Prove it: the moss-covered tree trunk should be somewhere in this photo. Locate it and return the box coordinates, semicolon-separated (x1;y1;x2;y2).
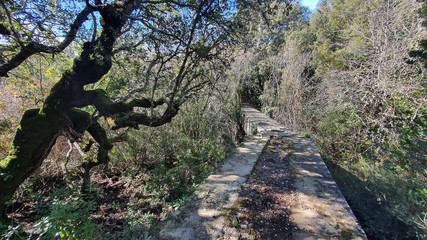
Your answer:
0;0;219;221
0;110;63;219
0;2;132;221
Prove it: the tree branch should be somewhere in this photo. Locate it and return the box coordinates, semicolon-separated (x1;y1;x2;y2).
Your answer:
0;1;23;46
0;5;95;77
112;103;181;129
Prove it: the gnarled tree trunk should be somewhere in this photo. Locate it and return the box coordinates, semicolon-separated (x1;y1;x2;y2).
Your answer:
0;1;132;221
0;0;228;221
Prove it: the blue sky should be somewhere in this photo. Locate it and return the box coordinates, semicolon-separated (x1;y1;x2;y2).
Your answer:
300;0;319;11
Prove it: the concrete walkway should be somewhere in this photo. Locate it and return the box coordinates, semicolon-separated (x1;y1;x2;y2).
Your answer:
242;107;366;239
154;106;366;239
157;135;268;239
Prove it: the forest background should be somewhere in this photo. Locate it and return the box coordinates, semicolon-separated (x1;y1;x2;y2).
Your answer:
0;0;426;239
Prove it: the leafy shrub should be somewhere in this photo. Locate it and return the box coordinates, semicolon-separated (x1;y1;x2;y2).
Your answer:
0;223;26;240
32;187;100;239
313;110;365;162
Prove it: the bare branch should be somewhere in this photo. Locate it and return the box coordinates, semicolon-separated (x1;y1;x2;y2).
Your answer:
0;5;95;77
0;1;23;46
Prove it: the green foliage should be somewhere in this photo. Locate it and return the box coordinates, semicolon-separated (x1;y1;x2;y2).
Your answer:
2;0;425;237
32;187;100;239
329;162;422;239
0;223;26;240
0;183;101;239
102;84;240;236
410;0;427;69
417;188;427;222
372;90;427;173
113;96;237;203
314;110;365;162
254;0;427;237
0;120;11;133
125;197;155;228
316;110;362;136
233;1;310;106
1;0;238;220
1;0;238;237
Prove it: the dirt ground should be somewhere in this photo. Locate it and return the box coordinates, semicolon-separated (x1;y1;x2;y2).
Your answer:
223;135;297;239
6;136;296;239
6;173;172;238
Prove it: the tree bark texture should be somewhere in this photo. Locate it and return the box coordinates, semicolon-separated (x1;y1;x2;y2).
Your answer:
0;0;222;220
0;1;133;220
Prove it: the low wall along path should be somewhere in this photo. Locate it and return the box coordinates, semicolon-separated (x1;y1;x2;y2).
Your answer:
154;106;367;239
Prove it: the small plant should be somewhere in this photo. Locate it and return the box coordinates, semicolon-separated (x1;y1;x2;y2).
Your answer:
125;197;156;228
322;156;333;164
0;223;25;240
251;124;258;135
32;186;100;239
283;143;294;149
289;165;297;183
111;201;121;211
415;188;427;231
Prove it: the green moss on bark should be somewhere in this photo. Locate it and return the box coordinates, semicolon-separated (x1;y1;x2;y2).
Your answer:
0;108;69;219
92;89;131;116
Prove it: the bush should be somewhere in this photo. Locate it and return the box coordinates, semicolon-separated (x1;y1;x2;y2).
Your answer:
32;187;100;239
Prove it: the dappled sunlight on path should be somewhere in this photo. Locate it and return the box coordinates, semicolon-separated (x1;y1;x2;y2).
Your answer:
153;106;366;239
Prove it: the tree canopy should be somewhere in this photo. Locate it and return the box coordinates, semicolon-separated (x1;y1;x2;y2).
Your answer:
0;0;236;219
1;0;426;238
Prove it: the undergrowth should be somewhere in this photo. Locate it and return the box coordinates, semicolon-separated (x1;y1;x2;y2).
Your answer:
1;87;241;239
310;108;427;239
